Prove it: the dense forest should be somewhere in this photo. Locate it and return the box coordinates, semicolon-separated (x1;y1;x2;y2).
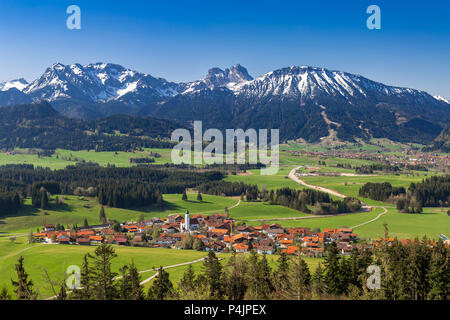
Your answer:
269;187;362;214
358;182;406;201
0;102;182;151
197;181;259;198
0;192;23;218
4;239;448;300
0;165;223;209
359;175;449;209
409;175;450;207
354;164;401;174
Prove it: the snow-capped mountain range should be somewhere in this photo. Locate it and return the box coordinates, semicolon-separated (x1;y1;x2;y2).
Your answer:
2;62;448;107
1;62;448;143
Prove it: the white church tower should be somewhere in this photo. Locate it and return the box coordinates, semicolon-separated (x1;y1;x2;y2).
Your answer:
184;210;190;232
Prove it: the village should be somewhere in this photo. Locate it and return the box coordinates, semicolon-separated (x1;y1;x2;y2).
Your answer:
32;209;372;257
290;149;449;171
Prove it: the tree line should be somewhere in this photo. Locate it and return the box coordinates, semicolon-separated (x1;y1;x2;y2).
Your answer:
0;166;223;209
359;175;449;210
268;188;362;214
0;192;22;218
3;238;448;300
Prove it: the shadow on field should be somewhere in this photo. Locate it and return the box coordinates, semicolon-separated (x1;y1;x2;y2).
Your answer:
0;205;40;220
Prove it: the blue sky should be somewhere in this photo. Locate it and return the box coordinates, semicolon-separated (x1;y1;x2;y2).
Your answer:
0;0;449;98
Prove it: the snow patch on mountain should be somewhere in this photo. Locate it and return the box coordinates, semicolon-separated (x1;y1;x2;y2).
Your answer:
0;78;29;91
434;95;449;104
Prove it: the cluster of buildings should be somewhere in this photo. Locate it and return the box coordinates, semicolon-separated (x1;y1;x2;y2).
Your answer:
290;149;449;170
33;210;360;257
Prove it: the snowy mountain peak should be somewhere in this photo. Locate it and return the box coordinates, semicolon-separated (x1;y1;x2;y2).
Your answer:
21;62;179;104
0;78;29;92
232;65;432;103
205;64;253;87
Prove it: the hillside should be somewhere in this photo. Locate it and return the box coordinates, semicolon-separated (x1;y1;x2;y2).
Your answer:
0;101;184;151
424;124;450;152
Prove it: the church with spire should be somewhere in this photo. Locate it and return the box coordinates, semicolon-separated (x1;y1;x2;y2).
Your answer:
180;210;199;233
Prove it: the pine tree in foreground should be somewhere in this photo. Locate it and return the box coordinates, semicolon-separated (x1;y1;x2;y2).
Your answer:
88;244;118;300
11;256;36;300
0;287;11;300
148;267;174;300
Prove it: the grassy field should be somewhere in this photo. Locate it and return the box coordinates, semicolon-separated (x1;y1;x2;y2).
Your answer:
0;237;324;299
300;173;430;206
0;193;238;234
224;166;301;190
141;251;323;291
246;207;450;240
228;200;309;221
0;242;208;299
0;148;174;169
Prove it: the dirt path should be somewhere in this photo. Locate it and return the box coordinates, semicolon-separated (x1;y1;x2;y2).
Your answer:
0;243;45;261
288;166;347;198
47;257;211;300
351;206;388;229
139;257;210;285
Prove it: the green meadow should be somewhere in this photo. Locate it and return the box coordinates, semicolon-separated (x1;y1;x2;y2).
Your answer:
141;252;323;291
246;207;450;240
0;193;238;234
0;241;207;299
0;148;174;169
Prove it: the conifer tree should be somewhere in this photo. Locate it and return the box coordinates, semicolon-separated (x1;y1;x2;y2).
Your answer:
71;254;91;300
88;244;118;300
428;239;449;300
0;287;11;300
11;256;36;300
148;267;174;300
128;260;144;300
323;242;343;296
179;264;196;297
223;252;247;300
284;254;311;300
274;252;290;297
202;251;223;299
99;206;107;224
119;265;131;300
312;262;326;297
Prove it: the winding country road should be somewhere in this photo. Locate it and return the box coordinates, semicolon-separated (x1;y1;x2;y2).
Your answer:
288;166;347;198
287;166;388;228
